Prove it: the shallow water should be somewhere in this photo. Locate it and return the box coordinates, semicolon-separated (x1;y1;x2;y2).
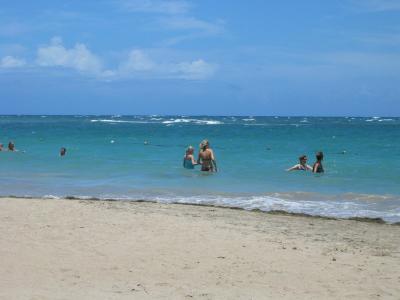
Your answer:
0;115;399;222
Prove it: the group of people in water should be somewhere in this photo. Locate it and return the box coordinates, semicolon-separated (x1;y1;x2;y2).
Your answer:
286;151;324;173
0;141;17;152
183;139;324;173
3;138;323;174
183;139;218;172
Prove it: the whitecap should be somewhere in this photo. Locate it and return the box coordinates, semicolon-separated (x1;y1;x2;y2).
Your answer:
90;119;150;124
162;118;223;125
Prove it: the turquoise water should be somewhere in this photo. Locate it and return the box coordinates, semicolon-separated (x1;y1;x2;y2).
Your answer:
0;115;399;222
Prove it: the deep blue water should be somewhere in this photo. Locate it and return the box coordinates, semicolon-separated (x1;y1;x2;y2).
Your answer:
0;115;399;222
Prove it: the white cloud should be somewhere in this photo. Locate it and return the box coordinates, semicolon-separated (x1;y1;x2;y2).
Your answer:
117;49;217;80
0;56;26;68
172;59;217;79
36;37;103;75
120;0;190;14
119;50;155;73
7;37;216;80
119;0;225;45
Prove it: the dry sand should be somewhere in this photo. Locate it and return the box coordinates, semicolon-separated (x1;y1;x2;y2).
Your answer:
0;197;399;300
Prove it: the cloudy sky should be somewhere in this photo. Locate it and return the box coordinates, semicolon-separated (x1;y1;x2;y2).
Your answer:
1;0;400;115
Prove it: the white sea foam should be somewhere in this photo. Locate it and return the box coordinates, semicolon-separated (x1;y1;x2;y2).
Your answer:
162;118;223;125
242;118;256;121
43;194;61;199
16;191;400;223
90;119;150;124
146;194;400;222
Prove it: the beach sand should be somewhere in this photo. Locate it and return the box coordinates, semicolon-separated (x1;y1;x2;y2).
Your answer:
0;198;399;299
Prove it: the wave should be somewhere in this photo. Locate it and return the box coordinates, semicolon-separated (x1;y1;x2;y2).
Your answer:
90;119;150;124
3;193;399;224
4;191;399;223
162;118;223;125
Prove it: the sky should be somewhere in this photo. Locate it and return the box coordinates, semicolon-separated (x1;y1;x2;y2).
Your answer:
0;0;400;116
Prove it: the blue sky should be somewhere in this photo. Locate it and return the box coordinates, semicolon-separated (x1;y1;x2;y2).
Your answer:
1;0;400;116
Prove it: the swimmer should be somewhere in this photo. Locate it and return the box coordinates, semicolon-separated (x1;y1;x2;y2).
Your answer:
197;140;218;172
60;147;67;157
0;144;3;151
183;146;198;169
8;141;16;151
287;155;312;171
312;151;324;173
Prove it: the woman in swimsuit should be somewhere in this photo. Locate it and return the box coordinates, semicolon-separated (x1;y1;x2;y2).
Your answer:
312;151;324;173
197;140;218;172
183;146;198;169
287;155;312;171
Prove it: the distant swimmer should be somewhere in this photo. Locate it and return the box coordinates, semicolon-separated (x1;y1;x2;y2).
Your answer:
197;140;218;172
312;151;324;173
287;155;312;171
60;147;67;157
183;146;198;169
8;141;16;152
0;144;3;151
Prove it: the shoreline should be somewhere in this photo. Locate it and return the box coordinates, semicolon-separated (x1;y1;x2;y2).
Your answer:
1;197;399;299
1;195;398;225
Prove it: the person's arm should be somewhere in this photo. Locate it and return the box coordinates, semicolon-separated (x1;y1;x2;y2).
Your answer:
210;150;218;172
286;164;299;171
197;152;201;164
312;163;318;173
307;164;313;171
190;155;198;165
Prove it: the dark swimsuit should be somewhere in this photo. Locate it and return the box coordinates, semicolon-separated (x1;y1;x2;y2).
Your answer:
201;159;213;171
313;162;324;173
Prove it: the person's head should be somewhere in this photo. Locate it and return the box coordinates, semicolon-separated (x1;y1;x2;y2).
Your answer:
200;139;209;151
186;146;194;155
60;147;66;156
316;151;324;161
8;141;14;151
299;155;308;164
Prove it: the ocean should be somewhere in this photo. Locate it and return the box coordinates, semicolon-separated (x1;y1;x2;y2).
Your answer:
0;115;399;222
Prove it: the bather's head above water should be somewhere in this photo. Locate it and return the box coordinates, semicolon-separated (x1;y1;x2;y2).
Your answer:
186;146;194;155
60;147;67;156
8;141;15;151
299;155;308;165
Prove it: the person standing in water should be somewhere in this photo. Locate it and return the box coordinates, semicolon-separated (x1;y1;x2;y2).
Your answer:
60;147;67;157
312;151;324;173
197;140;217;172
287;155;312;171
183;146;198;169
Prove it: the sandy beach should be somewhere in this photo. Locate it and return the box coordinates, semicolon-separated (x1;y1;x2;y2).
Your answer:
0;197;399;300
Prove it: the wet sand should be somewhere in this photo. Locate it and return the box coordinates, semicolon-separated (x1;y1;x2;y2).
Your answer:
0;197;399;299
